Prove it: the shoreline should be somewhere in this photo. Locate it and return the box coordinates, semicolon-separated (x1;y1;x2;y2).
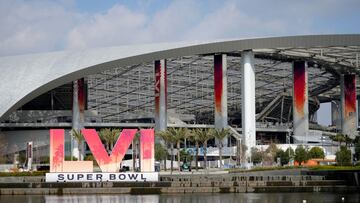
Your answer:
0;169;359;195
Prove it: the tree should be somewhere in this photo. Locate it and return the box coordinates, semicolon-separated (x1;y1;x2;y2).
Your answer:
132;132;141;171
285;147;295;158
330;134;346;146
194;128;214;169
237;141;247;166
110;129;120;150
266;143;278;157
171;128;190;171
308;147;325;159
251;147;263;165
155;143;167;164
275;149;290;166
336;146;351;166
71;129;84;160
99;128;121;152
354;137;360;162
180;149;193;163
162;128;189;171
294;145;309;166
157;129;176;173
156;131;168;171
210;128;230;168
99;128;112;152
189;129;201;171
285;147;295;165
344;135;354;148
265;143;278;165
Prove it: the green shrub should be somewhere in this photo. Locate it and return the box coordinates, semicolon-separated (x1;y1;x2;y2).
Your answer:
155;143;167;161
295;145;309;166
179;149;193;163
251;148;263;165
227;165;301;173
354;137;360;161
309;147;325;159
0;156;7;164
84;154;98;167
0;171;46;177
285;147;295;158
39;156;49;164
309;165;360;170
336;146;351;166
275;149;290;166
64;156;78;161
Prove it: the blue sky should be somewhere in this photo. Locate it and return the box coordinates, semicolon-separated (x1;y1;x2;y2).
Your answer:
1;0;359;125
72;0;172;13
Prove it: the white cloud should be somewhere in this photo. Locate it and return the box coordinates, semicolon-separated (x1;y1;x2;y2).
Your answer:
146;0;202;42
65;0;203;49
0;0;359;56
185;1;288;40
66;5;148;49
65;0;291;49
0;0;80;56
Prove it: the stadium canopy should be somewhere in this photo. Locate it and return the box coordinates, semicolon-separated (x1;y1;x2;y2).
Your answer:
1;34;360;122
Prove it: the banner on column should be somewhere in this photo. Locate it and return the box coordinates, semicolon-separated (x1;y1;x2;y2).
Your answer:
342;74;357;137
214;54;227;128
154;60;167;131
293;61;309;142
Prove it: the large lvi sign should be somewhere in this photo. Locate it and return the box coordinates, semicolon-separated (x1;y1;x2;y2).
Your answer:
46;129;158;182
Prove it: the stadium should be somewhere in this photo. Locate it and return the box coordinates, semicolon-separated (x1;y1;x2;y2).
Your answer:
0;34;359;170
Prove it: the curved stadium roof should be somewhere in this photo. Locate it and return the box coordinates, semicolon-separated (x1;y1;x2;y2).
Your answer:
1;34;360;124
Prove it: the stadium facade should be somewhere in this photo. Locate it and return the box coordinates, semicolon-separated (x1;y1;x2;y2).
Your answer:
0;35;360;168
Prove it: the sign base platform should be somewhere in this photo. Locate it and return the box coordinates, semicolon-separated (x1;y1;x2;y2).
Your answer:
46;172;158;182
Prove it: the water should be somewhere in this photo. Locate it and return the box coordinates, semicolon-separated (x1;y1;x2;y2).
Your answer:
0;193;359;203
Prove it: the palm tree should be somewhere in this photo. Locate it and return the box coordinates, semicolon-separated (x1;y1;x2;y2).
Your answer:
99;128;112;152
99;128;120;153
157;129;176;173
210;128;230;168
235;139;246;166
194;128;214;170
132;131;141;171
189;129;201;171
173;128;190;171
71;129;84;161
156;131;168;171
110;129;120;150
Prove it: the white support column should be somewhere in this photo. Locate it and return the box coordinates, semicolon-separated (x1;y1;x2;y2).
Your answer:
292;61;309;144
26;142;33;171
241;50;256;163
72;78;85;160
154;59;167;132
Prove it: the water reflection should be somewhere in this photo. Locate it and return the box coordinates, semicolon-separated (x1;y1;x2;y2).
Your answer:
45;195;159;203
0;193;359;203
